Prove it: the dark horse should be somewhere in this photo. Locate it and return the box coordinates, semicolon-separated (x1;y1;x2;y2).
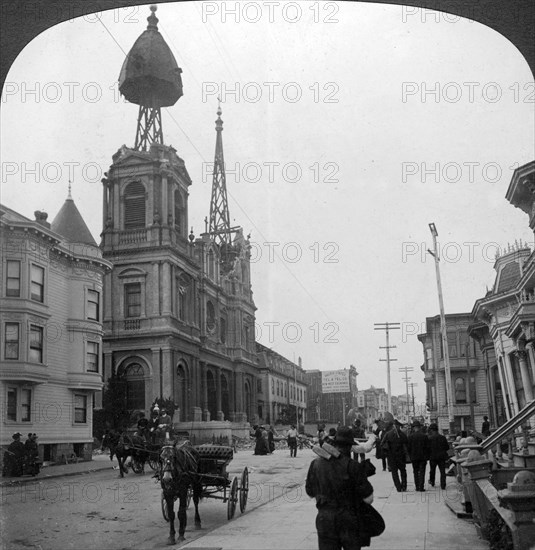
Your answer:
110;432;148;477
159;441;203;545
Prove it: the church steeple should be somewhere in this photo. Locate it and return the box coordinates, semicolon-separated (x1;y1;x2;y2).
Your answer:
208;100;232;249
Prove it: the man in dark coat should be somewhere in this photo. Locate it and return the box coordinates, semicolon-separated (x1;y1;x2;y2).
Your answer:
4;433;25;477
382;420;408;492
481;416;491;438
428;423;450;490
407;420;430;491
306;426;374;550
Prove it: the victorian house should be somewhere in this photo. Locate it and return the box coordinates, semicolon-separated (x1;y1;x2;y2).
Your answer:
1;194;111;461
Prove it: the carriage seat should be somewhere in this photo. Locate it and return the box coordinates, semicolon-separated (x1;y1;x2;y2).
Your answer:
194;445;234;476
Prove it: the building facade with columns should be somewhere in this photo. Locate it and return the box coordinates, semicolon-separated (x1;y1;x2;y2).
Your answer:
470;160;535;427
1;197;111;461
256;343;307;426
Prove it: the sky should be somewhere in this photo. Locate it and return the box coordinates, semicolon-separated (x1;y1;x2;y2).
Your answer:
1;1;534;407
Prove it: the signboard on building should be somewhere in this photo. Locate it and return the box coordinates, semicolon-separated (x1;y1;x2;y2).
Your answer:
322;369;350;393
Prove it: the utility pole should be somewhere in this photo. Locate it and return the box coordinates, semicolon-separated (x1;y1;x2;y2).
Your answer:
427;223;455;435
410;382;418;418
375;322;400;413
399;367;414;422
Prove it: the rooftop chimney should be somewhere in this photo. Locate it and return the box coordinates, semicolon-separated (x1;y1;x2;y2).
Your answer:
34;211;50;228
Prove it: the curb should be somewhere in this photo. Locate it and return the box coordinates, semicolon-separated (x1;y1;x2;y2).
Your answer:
0;464;115;487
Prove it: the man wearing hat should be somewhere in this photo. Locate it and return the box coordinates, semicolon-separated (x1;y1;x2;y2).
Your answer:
3;433;25;477
407;420;430;491
382;420;408;492
427;423;449;490
306;426;374;549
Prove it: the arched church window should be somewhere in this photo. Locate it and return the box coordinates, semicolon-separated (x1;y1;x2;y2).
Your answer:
121;363;145;410
206;301;216;332
208;249;216;280
220;316;227;343
124;181;146;229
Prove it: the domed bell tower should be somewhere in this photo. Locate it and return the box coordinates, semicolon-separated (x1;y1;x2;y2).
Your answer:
101;5;191;252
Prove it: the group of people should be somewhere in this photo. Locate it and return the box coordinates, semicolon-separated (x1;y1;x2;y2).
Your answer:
137;406;172;443
2;432;41;477
252;424;276;455
375;419;450;492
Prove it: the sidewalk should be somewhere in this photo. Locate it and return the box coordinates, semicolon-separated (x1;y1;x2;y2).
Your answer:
181;456;489;550
0;452;115;486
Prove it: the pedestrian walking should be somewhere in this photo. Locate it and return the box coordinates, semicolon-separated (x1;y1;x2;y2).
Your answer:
3;433;25;477
253;425;268;455
317;423;326;447
351;419;366;462
382;420;408;492
428;423;450;490
306;426;375;550
373;420;388;471
287;424;298;457
481;416;491;437
24;433;40;476
407;420;430;491
267;425;275;453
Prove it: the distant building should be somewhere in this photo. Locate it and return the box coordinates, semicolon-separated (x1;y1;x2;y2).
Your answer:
357;386;389;427
1;196;111;461
305;366;358;424
256;344;307;425
418;313;489;434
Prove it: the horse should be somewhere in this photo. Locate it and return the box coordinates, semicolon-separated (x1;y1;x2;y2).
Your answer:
111;432;148;477
159;441;203;545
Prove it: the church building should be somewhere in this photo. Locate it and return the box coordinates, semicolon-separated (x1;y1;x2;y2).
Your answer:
100;6;260;430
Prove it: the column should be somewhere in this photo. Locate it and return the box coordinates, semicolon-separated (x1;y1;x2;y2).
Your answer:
162;262;172;315
113;181;120;228
516;350;535;428
216;367;224;420
192;357;202;421
152;349;162;403
235;371;244;422
201;361;209;421
102;181;108;229
503;353;519;417
527;343;535;389
150;262;160;316
161;173;168;224
496;357;511;421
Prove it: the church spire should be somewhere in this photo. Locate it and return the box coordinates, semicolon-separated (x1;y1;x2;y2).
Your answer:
208;100;232;248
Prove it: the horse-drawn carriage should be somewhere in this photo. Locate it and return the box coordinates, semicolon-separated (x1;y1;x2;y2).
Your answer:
158;442;249;544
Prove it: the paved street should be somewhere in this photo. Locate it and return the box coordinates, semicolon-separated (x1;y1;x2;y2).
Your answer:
1;447;489;550
1;447;310;550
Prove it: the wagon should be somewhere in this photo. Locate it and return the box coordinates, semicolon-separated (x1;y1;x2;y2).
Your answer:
161;444;249;521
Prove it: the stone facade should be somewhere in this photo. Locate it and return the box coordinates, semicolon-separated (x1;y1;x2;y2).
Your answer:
100;142;259;426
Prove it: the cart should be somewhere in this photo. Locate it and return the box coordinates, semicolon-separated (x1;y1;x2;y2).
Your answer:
161;444;249;522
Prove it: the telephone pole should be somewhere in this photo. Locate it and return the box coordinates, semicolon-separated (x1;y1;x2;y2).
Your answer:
410;382;418;417
428;223;454;434
399;366;414;421
375;322;400;413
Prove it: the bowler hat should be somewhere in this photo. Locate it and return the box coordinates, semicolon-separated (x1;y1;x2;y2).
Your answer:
334;426;354;446
12;432;22;439
429;423;438;431
412;420;421;428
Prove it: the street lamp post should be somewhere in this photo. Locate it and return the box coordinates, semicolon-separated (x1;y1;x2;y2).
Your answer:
428;223;455;435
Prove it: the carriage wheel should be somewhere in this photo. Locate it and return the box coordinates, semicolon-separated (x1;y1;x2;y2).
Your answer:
131;457;143;474
239;467;249;513
227;477;238;520
161;492;170;522
148;456;159;471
